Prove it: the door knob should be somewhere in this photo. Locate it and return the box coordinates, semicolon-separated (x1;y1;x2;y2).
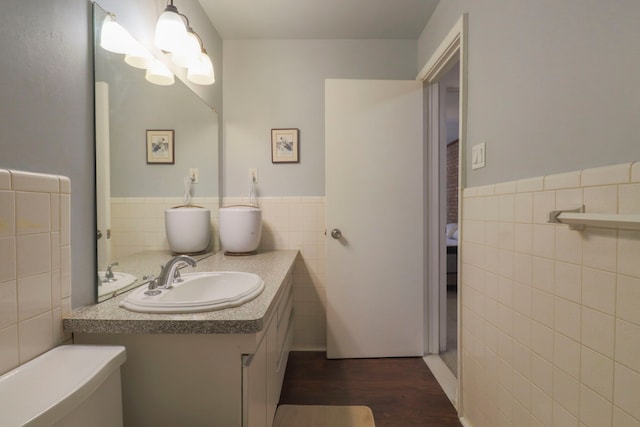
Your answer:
330;229;342;239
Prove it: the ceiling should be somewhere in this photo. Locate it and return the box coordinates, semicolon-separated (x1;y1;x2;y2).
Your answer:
197;0;440;40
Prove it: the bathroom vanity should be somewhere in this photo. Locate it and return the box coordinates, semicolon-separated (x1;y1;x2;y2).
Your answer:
64;250;297;427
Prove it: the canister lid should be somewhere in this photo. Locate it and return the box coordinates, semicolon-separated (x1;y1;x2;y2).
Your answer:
220;205;261;212
168;205;209;210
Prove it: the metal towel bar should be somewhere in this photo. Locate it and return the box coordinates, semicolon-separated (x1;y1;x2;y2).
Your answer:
549;205;640;231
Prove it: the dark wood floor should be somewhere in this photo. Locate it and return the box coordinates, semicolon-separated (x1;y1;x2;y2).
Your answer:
278;352;462;427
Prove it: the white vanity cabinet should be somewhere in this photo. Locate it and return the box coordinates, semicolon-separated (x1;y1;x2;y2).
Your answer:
243;274;293;427
70;254;296;427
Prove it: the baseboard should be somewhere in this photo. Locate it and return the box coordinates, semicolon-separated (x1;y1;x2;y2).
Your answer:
290;345;327;352
422;355;457;407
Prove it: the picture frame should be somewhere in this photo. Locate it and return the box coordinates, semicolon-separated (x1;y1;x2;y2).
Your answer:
271;128;299;163
146;130;175;164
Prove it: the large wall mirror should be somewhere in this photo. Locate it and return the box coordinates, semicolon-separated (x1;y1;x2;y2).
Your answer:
93;3;220;302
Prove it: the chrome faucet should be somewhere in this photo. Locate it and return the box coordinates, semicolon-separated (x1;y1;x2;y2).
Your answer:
156;255;198;289
102;262;119;283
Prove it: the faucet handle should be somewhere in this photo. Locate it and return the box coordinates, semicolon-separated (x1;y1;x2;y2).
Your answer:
173;268;183;283
142;275;161;295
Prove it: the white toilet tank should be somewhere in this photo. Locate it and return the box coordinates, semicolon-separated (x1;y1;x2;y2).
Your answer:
165;206;211;254
0;345;126;427
219;206;262;255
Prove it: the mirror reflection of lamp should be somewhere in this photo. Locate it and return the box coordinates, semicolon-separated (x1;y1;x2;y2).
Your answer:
145;59;175;86
187;49;215;86
100;14;136;54
124;40;154;69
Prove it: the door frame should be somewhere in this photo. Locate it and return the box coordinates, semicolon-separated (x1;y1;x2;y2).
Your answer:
418;14;468;410
95;81;112;272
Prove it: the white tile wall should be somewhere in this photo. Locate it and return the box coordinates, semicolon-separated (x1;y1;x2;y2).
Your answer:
0;169;71;376
112;195;327;350
110;197;220;263
460;161;640;427
224;196;327;350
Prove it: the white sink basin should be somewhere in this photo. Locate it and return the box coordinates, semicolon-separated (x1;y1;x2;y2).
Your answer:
119;271;265;313
98;272;137;297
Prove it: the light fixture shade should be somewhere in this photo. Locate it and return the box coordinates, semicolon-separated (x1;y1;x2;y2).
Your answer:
100;14;136;54
187;52;215;85
145;59;175;86
154;5;187;53
171;31;201;68
124;40;153;69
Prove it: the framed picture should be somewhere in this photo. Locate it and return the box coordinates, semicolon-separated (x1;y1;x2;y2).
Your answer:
146;130;175;164
271;128;299;163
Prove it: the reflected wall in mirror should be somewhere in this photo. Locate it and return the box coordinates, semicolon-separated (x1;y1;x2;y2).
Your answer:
94;3;220;302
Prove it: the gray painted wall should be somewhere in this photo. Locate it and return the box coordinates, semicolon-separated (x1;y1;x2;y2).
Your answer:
222;39;418;197
6;0;638;307
97;49;219;198
418;0;640;187
0;0;95;307
0;0;222;308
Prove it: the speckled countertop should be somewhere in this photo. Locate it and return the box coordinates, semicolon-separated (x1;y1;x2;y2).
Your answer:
63;250;299;335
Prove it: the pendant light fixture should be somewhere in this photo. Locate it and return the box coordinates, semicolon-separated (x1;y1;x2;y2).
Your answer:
171;29;201;68
102;2;215;86
155;1;216;85
154;1;187;53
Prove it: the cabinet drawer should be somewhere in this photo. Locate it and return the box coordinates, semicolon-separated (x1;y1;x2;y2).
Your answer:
277;273;292;327
276;315;294;390
277;292;293;355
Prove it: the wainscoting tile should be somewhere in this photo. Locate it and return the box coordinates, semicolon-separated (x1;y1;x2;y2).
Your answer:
16;192;50;235
0;170;70;377
581;345;614;400
10;170;59;193
0;191;15;237
617;275;640;326
0;281;17;330
461;161;640;427
581;163;631;187
0;169;10;190
544;171;581;190
18;311;53;364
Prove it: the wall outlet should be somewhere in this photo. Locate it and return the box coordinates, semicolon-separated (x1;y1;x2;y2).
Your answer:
471;142;486;170
249;168;258;184
189;168;199;183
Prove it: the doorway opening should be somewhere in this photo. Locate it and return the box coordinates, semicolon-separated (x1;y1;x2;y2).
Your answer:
440;67;460;377
419;14;467;410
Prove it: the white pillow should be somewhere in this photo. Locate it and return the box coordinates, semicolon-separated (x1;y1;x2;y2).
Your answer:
446;223;458;238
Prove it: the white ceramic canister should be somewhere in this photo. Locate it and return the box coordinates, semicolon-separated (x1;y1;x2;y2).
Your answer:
165;206;211;254
219;206;262;255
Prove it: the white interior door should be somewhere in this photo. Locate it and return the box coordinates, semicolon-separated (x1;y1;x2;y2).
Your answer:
325;79;423;359
95;82;112;269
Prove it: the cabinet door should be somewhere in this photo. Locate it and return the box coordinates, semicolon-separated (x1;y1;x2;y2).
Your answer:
242;340;267;427
266;314;279;426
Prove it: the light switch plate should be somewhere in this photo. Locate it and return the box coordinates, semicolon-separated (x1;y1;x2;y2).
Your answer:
472;142;486;170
